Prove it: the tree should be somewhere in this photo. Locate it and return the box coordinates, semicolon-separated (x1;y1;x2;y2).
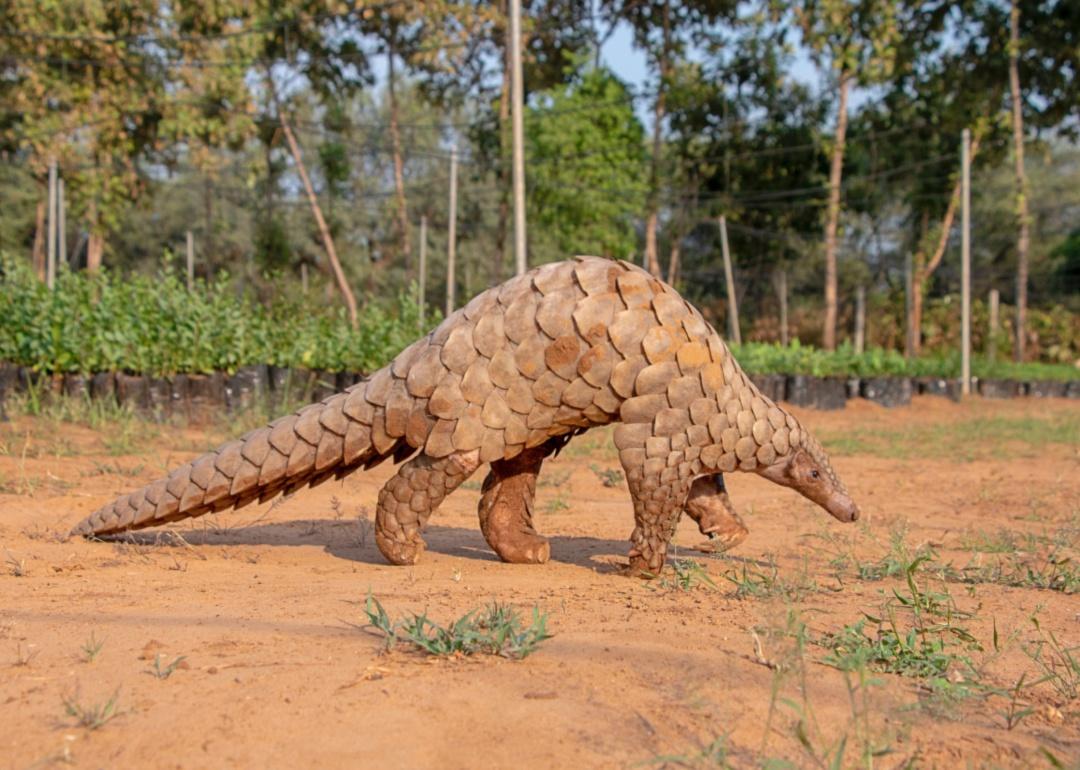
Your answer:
796;0;902;350
525;62;647;260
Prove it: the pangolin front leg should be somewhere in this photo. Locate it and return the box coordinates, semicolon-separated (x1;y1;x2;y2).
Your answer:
619;447;694;576
684;474;749;553
477;443;554;564
375;450;482;565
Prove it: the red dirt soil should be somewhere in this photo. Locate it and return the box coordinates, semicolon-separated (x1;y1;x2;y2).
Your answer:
1;396;1077;768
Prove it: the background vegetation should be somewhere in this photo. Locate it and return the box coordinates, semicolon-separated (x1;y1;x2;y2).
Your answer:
0;0;1077;367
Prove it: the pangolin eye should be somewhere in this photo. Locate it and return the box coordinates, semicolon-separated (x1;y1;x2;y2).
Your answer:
810;470;820;480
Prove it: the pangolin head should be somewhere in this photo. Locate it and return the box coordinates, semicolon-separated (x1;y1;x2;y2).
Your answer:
756;430;860;523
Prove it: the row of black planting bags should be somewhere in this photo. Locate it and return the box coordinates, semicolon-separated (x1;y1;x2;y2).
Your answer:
0;363;362;421
0;362;1077;419
749;373;1080;410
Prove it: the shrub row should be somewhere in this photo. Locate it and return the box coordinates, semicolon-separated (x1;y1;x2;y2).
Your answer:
0;255;426;376
0;253;1076;386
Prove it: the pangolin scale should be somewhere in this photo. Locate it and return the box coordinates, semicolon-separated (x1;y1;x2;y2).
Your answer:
71;257;859;575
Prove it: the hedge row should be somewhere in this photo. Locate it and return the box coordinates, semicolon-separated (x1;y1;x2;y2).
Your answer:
0;255;426;376
1;253;1076;385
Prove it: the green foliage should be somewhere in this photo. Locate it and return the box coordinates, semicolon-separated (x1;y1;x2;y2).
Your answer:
820;557;981;681
362;594;551;660
526;61;647;261
0;253;431;376
731;340;1076;382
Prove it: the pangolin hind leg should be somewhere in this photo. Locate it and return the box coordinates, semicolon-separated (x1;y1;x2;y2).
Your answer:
477;444;553;565
375;449;482;565
684;474;749;553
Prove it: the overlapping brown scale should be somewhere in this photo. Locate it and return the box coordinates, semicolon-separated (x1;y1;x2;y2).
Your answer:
572;292;621;346
573;258;621;296
428;374;466;420
461;357;494;405
364;368;394;407
503;290;538;344
472;311;505;358
513;335;548;380
635;361;678;395
463;288;498;321
532;261;571;295
391;338;426;379
405;345;446;398
535;291;577;338
616;270;653;310
577;344;614;387
441;325;477;374
451;404;485;451
608;309;654;356
610;355;648;398
544;335;581;380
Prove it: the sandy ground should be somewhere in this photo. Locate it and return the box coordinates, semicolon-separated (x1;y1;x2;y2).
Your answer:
1;395;1078;769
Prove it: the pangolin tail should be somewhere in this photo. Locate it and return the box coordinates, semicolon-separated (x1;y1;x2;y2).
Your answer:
70;375;410;538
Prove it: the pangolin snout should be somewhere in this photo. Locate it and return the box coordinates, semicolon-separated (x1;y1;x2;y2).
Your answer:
827;495;860;523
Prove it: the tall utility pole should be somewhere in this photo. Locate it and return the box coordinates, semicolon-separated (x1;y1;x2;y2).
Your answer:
446;146;458;316
418;215;428;328
1008;0;1030;362
509;0;527;276
46;159;57;289
719;216;740;345
961;129;972;396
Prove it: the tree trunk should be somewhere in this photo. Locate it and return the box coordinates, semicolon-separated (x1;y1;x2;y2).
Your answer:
1009;0;1030;362
822;71;851;351
387;45;411;270
909;134;983;356
32;198;46;280
666;237;680;286
86;232;104;272
279;112;358;328
85;199;103;272
643;0;671;279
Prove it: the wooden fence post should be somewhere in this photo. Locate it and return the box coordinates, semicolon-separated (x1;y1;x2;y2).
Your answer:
719;215;740;345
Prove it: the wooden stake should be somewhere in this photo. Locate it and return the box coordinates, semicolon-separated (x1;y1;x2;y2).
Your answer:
774;268;789;346
509;0;527;276
719;216;740;345
988;288;999;362
961;128;972;395
46;159;57;289
58;177;66;268
854;285;866;354
418;215;428;328
446;145;458;316
186;230;195;290
904;250;914;357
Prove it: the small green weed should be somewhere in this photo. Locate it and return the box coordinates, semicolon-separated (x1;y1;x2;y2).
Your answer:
79;633;104;663
148;654;187;680
544;492;569;514
62;688;122;731
1022;616;1080;700
651;558;716;592
361;594;551;660
589;464;624;488
820;557;980;681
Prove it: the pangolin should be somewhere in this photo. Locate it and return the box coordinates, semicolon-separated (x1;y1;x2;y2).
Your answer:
71;257;859;575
